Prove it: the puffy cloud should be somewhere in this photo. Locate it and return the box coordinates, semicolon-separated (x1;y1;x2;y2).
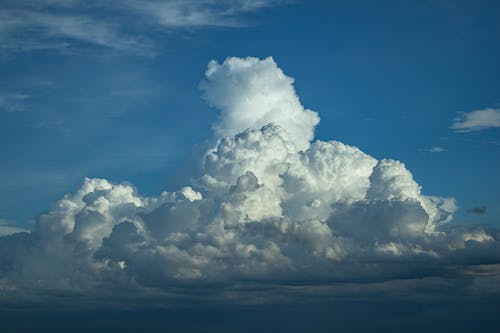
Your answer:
452;107;500;132
200;56;319;151
0;56;498;303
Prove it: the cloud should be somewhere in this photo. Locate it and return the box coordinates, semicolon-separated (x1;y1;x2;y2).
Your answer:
200;56;319;151
467;206;487;215
0;8;153;55
0;1;280;55
0;219;30;236
0;56;498;305
0;92;29;112
421;146;447;153
120;0;278;28
452;107;500;132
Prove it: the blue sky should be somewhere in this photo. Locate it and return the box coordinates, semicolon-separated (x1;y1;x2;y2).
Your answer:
1;1;499;230
1;1;500;331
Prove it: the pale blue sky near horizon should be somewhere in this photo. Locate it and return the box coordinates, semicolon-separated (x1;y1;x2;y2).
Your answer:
1;0;499;231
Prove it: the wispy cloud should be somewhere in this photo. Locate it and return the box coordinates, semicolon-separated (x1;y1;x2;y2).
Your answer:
452;107;500;132
0;92;30;112
0;9;154;55
421;146;447;153
0;0;280;55
120;0;277;28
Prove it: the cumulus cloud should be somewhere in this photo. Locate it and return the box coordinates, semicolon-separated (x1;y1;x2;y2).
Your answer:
0;56;498;303
452;107;500;132
200;56;319;151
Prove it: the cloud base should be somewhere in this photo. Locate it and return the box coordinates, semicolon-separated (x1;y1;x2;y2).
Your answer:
0;57;498;305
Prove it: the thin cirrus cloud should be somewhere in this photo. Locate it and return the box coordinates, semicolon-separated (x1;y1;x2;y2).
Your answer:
0;92;30;112
121;0;277;28
0;9;152;54
452;107;500;132
421;146;447;153
0;0;279;55
0;56;498;305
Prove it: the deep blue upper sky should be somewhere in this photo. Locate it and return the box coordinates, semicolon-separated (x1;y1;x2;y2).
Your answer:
1;0;499;230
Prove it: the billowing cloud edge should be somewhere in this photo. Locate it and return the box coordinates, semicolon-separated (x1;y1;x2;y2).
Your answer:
0;56;499;304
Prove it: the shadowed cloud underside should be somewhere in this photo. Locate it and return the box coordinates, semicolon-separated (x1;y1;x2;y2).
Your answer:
0;57;499;305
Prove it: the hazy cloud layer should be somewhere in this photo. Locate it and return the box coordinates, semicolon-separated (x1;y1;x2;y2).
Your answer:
0;57;498;304
452;107;500;132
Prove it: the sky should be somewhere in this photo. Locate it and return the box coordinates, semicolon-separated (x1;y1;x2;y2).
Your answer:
0;0;500;332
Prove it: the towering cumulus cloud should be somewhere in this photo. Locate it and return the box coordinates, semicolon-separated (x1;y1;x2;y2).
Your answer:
201;56;319;151
0;57;498;302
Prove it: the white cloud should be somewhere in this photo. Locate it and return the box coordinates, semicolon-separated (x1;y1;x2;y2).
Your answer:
0;56;498;302
0;1;280;54
0;9;153;55
424;146;447;153
201;56;319;151
120;0;276;28
452;107;500;132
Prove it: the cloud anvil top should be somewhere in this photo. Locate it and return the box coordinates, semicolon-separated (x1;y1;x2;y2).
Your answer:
0;57;497;302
